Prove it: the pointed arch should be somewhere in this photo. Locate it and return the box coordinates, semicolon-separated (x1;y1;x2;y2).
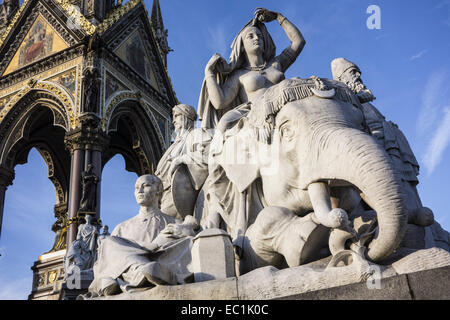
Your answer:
102;92;165;176
0;85;71;198
0;80;76;131
102;90;166;147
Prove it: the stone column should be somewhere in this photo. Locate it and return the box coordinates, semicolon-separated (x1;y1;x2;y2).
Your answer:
66;147;84;245
0;167;14;238
91;150;102;220
64;115;109;246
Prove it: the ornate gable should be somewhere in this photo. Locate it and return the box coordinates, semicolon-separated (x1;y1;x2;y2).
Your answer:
0;0;85;77
113;29;161;92
3;14;70;76
100;1;177;106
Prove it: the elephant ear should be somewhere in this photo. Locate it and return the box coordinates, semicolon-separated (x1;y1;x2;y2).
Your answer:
219;124;261;193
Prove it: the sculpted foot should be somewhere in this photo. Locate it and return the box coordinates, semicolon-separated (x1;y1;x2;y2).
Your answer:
140;262;176;286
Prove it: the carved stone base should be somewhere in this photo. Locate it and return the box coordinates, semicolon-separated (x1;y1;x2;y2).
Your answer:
192;229;236;282
88;247;450;300
28;250;66;300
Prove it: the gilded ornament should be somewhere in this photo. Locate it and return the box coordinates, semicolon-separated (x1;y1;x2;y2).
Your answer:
96;0;142;35
48;270;57;284
0;0;32;49
0;81;77;128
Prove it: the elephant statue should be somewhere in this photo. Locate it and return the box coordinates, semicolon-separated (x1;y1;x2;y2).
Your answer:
204;77;409;272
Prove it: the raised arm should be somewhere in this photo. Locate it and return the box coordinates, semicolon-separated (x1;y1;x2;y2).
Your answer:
256;8;306;72
204;54;241;110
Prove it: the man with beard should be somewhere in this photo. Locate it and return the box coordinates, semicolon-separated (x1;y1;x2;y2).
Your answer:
155;104;210;219
331;57;433;227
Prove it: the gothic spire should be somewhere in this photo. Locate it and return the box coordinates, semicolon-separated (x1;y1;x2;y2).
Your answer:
151;0;171;66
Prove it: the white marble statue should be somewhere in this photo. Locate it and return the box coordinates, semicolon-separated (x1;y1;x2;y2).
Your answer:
331;57;434;227
64;214;98;279
196;8;416;273
198;8;305;130
84;8;450;300
87;175;199;297
81;7;450;301
155;104;211;219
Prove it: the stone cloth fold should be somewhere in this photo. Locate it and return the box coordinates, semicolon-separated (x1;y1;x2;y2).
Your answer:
88;211;194;295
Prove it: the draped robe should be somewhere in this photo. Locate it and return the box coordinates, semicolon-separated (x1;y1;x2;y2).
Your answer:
88;210;194;295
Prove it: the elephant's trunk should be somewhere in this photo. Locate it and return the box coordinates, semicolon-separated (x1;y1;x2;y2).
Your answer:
308;127;408;262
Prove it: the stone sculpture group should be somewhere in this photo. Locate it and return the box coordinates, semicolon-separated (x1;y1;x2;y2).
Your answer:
67;8;450;299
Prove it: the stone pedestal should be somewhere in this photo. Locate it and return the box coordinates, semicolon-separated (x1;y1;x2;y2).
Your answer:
91;247;450;300
192;228;236;282
28;250;66;300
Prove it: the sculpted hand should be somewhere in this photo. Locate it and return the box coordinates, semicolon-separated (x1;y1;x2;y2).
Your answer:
254;8;278;23
205;53;227;75
161;223;193;239
169;156;184;179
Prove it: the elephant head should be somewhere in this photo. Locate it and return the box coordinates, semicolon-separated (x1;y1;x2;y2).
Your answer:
214;78;409;262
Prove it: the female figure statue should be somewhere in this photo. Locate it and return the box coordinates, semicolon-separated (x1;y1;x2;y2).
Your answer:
199;8;307;263
198;8;306;130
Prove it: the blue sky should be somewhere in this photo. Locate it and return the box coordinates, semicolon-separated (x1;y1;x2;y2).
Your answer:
1;0;450;299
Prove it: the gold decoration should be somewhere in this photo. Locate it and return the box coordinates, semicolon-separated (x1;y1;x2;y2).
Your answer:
0;80;77;129
96;0;142;35
0;0;177;105
48;271;57;284
0;0;96;50
53;0;96;35
0;56;82;99
76;65;82;114
35;81;77;128
67;217;80;225
0;0;32;49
